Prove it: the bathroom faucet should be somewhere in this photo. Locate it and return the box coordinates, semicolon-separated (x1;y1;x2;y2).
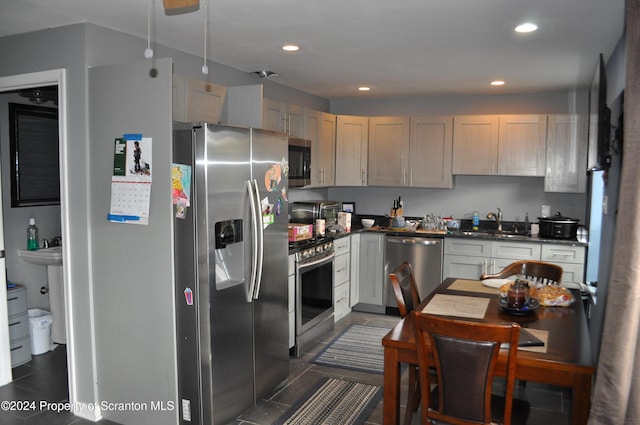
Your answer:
486;208;503;232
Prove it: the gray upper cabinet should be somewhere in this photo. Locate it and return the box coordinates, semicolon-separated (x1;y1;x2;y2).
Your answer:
452;115;500;175
453;114;547;177
335;115;369;186
545;114;588;193
367;116;410;186
172;74;226;124
409;116;454;188
305;109;336;187
498;114;547;176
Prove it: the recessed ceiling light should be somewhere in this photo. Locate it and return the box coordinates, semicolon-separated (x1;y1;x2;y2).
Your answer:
491;80;505;86
282;44;300;52
515;22;538;33
358;86;370;91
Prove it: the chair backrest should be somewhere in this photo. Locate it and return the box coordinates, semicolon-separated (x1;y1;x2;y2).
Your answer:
481;260;563;285
388;262;421;318
412;313;521;425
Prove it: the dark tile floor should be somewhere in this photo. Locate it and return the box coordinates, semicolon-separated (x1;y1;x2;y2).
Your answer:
0;311;573;425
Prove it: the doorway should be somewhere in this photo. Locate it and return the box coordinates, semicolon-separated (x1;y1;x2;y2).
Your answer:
0;70;72;397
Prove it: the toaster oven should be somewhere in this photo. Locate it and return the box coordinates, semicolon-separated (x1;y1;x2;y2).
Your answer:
289;201;341;225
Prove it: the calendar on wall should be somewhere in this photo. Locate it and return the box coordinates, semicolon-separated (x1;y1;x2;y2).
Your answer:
108;134;152;225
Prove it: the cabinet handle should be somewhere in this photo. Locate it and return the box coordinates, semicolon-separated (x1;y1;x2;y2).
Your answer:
7;297;18;302
11;345;23;352
9;321;21;327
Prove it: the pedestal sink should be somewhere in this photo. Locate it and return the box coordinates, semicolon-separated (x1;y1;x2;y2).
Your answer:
17;246;66;344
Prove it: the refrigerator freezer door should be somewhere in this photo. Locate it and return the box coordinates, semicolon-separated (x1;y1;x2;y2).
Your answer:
250;128;290;400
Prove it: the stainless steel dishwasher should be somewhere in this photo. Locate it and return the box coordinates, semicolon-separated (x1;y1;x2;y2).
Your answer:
384;236;443;313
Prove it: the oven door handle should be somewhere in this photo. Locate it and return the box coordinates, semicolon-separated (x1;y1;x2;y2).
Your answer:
298;252;335;270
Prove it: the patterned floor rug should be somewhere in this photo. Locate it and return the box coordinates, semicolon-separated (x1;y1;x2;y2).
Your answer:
311;324;391;374
274;377;382;425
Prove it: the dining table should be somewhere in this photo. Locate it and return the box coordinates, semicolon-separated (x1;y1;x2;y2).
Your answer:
382;277;594;425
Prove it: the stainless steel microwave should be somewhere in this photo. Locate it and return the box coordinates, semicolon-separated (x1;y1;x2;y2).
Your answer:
288;138;311;187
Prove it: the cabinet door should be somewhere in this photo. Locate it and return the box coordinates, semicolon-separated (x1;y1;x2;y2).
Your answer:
358;234;384;305
367;116;409;186
452;115;499;175
319;112;336;186
545;114;588;193
287;104;305;138
262;98;286;132
443;254;486;279
409;116;453;188
173;75;226;124
336;115;369;186
306;109;336;186
498;114;547;176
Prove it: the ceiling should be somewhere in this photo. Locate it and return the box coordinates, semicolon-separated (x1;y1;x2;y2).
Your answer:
0;0;626;100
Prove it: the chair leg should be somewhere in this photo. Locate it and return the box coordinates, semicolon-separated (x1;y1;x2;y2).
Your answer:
404;366;421;425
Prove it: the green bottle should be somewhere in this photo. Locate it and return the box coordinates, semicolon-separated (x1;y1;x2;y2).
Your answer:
27;218;39;250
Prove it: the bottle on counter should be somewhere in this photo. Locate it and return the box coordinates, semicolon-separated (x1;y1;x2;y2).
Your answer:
27;218;39;250
472;211;480;231
524;212;530;235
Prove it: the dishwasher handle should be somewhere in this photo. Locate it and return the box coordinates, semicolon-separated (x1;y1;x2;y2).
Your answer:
387;237;442;246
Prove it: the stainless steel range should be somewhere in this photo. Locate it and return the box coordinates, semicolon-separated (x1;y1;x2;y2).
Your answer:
293;237;335;357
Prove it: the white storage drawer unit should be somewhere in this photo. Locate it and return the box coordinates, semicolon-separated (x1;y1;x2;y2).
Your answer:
333;236;352;321
7;285;31;367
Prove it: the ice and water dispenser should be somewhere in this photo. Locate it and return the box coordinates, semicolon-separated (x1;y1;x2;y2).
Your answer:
214;219;245;290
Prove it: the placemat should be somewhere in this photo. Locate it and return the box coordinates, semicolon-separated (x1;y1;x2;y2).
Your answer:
448;279;500;294
422;294;490;319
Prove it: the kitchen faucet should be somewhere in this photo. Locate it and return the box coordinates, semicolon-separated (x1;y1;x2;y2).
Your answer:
486;208;503;232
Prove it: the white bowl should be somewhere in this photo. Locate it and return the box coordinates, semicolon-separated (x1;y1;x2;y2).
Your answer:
361;219;375;228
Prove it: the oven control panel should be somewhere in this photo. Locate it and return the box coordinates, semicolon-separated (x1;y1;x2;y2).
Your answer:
296;241;334;262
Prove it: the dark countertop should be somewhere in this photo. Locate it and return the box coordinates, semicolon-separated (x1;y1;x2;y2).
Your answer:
288;225;586;255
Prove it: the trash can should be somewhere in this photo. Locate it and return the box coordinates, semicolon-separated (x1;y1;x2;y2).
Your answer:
28;309;54;355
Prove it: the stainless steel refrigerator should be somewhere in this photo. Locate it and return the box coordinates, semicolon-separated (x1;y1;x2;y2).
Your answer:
173;123;290;424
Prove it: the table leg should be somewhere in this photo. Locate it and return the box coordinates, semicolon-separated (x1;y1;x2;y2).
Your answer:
383;346;401;425
571;375;592;425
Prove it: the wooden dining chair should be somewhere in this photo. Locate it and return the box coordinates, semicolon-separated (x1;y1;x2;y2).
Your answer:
388;262;421;425
481;260;563;286
412;313;531;425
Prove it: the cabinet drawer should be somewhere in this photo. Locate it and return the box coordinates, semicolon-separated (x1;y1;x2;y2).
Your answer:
8;312;30;341
541;244;586;264
7;286;28;317
10;336;31;368
491;241;541;260
334;253;350;285
334;237;351;256
334;282;350;322
444;239;492;257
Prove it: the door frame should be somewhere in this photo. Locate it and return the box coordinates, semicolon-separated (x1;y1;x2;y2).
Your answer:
0;70;75;398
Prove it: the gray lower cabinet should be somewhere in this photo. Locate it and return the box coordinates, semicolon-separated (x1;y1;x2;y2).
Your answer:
333;237;351;321
443;238;585;282
7;284;31;367
354;233;385;313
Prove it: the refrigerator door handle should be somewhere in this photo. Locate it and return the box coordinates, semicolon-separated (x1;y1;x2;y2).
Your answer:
251;179;265;299
246;179;259;302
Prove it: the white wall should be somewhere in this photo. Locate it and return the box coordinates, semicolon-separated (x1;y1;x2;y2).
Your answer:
329;176;587;223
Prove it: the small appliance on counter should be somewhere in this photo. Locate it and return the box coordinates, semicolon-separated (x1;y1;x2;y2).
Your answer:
537;212;580;239
289;201;341;226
